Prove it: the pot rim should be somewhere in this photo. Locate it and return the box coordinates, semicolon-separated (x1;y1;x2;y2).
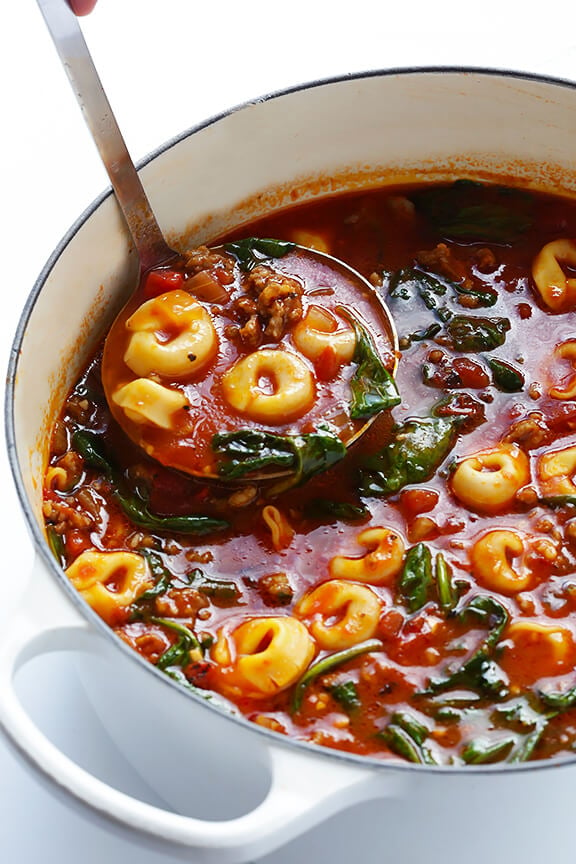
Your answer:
7;64;576;778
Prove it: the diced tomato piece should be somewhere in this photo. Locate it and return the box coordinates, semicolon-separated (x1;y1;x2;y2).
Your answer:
314;346;340;380
399;488;439;519
214;267;235;286
143;269;185;299
65;528;92;559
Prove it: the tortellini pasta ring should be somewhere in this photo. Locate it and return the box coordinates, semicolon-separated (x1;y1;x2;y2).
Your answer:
262;505;294;551
221;348;315;424
112;378;188;430
538;444;576;498
292;305;356;366
549;340;576;400
329;526;405;586
66;550;153;625
470;530;534;595
450;443;530;513
124;289;218;379
211;616;315;699
295;579;381;650
532;238;576;311
500;619;576;686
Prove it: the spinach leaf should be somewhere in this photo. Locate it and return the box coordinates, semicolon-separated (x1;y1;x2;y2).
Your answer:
452;283;498;308
46;526;66;567
190;571;243;607
337;306;400;418
73;430;229;536
538;685;576;712
399;543;433;612
213;426;346;492
492;699;553;763
387;267;503;349
151;617;200;671
135;550;172;602
423;596;510;699
488;358;525;392
435;552;458;614
412;180;534;242
72;428;112;477
224;237;295;272
291;639;383;712
539;496;576;510
330;681;361;712
387;268;452;347
445;315;510;352
389;711;430;745
120;492;227;536
461;737;515;765
303;498;369;522
509;725;548;763
389;267;452;315
378;711;436;764
359;415;460;497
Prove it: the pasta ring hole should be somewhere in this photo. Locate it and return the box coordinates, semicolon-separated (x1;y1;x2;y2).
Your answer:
103;566;130;594
252;629;274;655
256;371;277;396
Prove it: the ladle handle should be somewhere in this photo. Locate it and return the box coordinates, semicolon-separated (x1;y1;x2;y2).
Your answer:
36;0;176;273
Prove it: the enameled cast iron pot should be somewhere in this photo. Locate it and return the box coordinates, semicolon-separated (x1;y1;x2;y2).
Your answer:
6;69;576;864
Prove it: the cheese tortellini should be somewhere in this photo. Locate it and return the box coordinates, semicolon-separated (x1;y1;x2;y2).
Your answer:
500;620;576;686
470;530;555;595
329;526;405;586
262;505;294;551
295;580;381;650
221;348;315;423
549;340;576;400
450;443;530;513
292;305;356;367
532;239;576;311
124;289;218;379
538;444;576;498
66;550;153;624
211;616;315;699
112;378;188;429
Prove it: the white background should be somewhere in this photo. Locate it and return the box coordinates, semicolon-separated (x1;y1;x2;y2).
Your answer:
1;0;576;860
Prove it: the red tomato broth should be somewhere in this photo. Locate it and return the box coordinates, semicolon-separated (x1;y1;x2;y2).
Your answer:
102;246;394;476
44;181;576;766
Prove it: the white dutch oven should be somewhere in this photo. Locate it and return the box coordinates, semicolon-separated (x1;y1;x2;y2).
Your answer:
5;69;576;864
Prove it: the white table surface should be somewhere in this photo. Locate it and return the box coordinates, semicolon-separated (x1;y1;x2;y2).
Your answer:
2;1;576;860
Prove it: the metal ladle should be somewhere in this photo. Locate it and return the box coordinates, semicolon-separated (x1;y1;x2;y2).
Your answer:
37;0;398;485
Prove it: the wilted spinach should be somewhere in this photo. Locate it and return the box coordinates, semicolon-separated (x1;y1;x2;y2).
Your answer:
291;639;383;712
303;498;369;523
73;429;228;535
330;681;361;712
445;315;510;352
223;237;295;272
399;543;433;612
423;595;510;699
488;357;525;392
359;414;460;497
411;179;534;242
378;711;436;764
337;306;400;418
151;617;201;671
213;426;346;493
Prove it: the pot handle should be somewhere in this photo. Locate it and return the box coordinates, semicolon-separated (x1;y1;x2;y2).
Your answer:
0;555;402;863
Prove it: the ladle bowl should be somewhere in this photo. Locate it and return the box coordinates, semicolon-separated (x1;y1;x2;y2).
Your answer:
38;0;398;486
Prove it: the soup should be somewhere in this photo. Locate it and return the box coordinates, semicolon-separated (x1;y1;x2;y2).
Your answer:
43;179;576;766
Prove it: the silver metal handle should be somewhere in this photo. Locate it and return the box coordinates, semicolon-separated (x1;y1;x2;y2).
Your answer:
36;0;176;272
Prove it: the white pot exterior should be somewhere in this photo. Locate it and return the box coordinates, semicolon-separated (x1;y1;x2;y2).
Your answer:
6;69;576;863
